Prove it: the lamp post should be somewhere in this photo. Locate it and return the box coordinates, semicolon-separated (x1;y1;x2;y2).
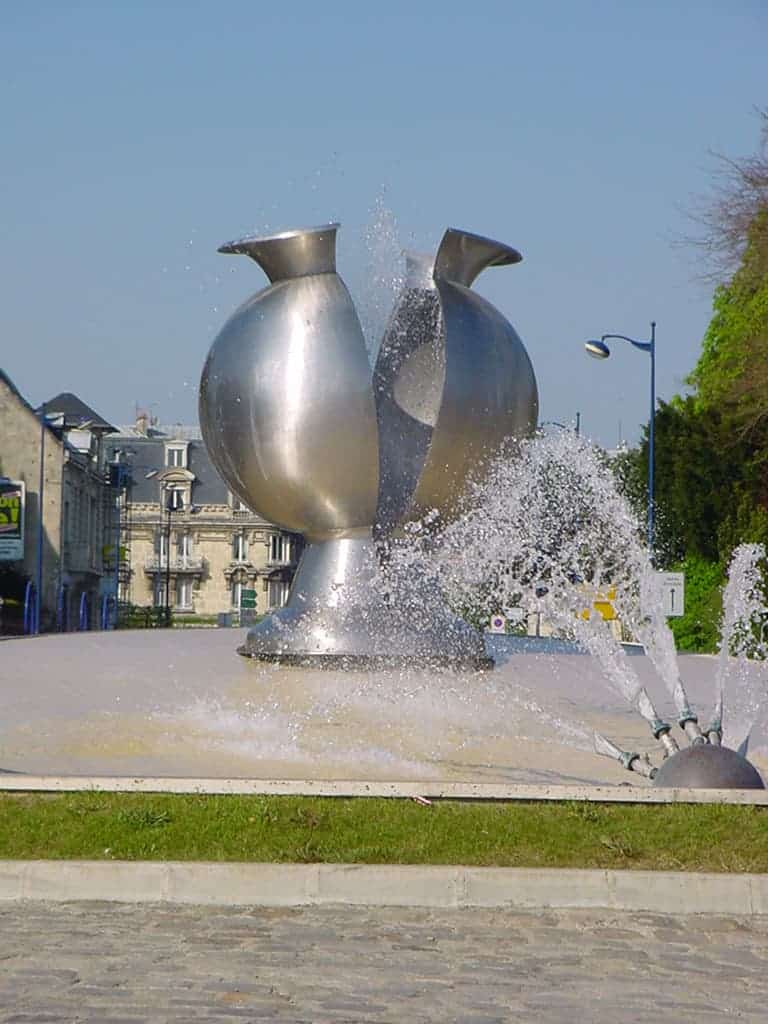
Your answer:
164;488;184;626
34;412;46;635
34;408;65;634
584;322;656;552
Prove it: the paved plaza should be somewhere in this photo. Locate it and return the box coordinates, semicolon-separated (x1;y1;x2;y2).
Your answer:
1;902;767;1022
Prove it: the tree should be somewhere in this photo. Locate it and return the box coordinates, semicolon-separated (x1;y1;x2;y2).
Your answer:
688;211;768;440
616;396;747;563
612;113;768;655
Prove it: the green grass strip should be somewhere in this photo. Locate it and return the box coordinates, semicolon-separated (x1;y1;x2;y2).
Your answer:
1;793;767;872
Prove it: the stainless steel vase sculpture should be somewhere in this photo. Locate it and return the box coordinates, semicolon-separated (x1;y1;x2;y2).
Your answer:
199;222;538;666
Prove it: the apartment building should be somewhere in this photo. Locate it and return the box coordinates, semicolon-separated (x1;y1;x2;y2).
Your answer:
0;372;116;630
104;416;301;619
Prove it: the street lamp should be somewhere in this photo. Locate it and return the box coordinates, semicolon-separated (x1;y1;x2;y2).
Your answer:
584;322;656;552
163;488;184;626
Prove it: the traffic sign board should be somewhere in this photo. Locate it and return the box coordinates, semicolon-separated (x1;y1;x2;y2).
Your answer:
655;571;685;617
240;588;257;609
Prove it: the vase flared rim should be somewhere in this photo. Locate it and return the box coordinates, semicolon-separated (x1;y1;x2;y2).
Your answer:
218;223;340;254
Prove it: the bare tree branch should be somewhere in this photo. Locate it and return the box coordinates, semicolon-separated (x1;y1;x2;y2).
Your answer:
679;108;768;283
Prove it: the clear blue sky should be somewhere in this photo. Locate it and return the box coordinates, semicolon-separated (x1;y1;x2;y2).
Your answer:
1;0;766;445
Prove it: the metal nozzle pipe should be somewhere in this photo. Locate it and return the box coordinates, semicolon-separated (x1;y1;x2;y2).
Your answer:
706;725;723;747
679;708;706;746
651;719;680;758
594;733;657;782
625;754;658;781
705;713;723;746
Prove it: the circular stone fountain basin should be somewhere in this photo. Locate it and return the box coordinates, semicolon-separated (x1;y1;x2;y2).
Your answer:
0;630;765;786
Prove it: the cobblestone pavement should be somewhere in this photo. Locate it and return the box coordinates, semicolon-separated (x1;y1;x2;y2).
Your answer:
1;903;767;1023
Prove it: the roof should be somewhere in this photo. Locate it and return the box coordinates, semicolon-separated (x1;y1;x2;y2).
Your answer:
39;392;116;433
103;435;230;505
0;368;65;442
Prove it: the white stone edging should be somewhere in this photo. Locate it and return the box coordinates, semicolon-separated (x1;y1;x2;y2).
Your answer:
0;861;766;914
0;775;767;804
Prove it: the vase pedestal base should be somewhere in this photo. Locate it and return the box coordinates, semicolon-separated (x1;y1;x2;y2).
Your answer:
237;531;493;671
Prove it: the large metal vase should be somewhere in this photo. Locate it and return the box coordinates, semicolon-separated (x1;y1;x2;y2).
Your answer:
199;224;379;540
200;222;535;668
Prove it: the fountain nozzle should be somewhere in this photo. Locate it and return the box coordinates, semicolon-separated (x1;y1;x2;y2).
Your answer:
705;718;723;746
650;719;680;757
595;733;658;782
621;752;658;781
678;707;706;746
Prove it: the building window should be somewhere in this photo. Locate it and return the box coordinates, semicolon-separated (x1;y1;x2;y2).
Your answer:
156;531;168;562
269;534;291;564
176;578;192;610
63;500;71;554
163;485;186;512
267;579;289;609
154;580;164;607
165;445;187;468
89;497;98;567
177;532;192;561
232;532;248;562
74;488;86;543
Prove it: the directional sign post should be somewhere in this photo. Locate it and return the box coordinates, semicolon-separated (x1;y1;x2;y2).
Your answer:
655;571;685;617
240;588;257;610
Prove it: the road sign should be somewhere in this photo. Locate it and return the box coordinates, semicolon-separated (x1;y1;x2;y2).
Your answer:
488;614;507;634
240;588;257;609
655;571;685;617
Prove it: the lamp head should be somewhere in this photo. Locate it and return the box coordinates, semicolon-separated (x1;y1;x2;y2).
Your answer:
585;339;610;359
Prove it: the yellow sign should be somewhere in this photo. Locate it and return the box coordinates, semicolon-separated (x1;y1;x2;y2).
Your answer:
0;479;24;561
580;586;617;621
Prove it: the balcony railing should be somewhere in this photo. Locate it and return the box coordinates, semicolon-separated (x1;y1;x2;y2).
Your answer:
266;554;298;569
144;554;204;574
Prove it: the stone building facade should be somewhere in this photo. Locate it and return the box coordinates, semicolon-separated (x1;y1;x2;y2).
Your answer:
105;418;301;619
0;371;116;631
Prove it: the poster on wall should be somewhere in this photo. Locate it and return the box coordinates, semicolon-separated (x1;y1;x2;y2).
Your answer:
0;479;25;561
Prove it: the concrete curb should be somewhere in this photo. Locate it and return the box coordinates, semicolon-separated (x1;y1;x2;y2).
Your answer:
0;861;766;913
0;775;767;804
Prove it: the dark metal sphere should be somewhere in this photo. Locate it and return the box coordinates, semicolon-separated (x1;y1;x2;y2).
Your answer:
653;744;765;789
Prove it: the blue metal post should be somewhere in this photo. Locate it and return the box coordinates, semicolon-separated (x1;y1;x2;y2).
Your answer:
23;580;34;634
35;413;45;634
585;325;657;555
647;321;656;554
113;464;123;627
